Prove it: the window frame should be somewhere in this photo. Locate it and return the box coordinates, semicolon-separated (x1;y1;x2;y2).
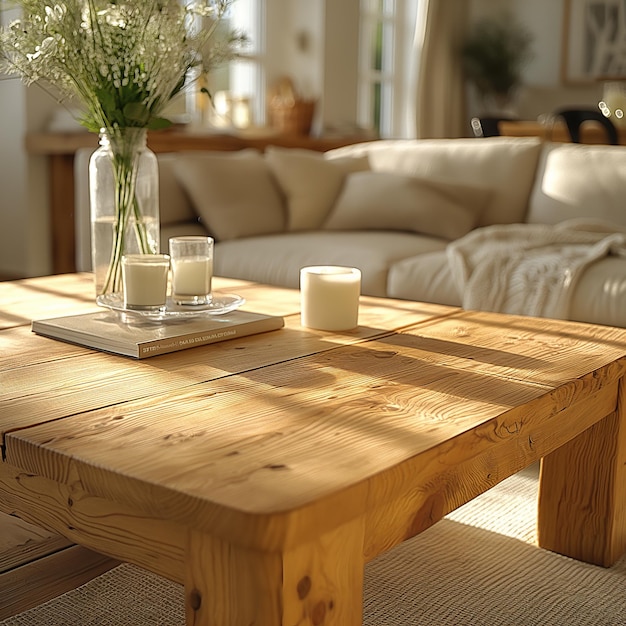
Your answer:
358;0;420;138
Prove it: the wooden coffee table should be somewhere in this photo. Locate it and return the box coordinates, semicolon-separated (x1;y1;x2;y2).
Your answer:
2;274;626;625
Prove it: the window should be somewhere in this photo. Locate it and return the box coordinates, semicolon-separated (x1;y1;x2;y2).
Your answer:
228;0;265;125
359;0;420;138
187;0;264;128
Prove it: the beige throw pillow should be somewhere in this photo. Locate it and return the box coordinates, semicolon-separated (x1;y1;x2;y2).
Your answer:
265;147;370;231
324;171;491;240
172;150;286;241
157;154;198;227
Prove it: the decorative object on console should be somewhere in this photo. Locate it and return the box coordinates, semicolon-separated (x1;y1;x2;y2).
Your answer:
461;14;533;116
267;76;317;136
0;0;244;297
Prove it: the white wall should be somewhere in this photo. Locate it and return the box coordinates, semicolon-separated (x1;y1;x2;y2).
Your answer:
471;0;603;119
0;78;28;278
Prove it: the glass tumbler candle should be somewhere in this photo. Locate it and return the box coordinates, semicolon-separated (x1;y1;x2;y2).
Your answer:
121;254;170;311
169;236;214;305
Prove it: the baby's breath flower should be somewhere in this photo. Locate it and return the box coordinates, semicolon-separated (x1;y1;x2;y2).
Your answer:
0;0;246;132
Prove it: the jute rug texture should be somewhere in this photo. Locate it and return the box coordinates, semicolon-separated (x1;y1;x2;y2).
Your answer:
3;464;625;625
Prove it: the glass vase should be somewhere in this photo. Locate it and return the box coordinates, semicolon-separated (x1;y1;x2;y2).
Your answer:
89;128;160;297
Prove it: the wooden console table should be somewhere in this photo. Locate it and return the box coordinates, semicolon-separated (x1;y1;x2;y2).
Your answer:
498;120;626;145
26;130;369;275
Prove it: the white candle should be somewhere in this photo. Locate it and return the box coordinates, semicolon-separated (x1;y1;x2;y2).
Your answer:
300;266;361;331
169;236;214;305
122;254;170;310
171;257;213;296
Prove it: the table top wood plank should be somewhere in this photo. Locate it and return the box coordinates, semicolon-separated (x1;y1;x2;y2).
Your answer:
0;275;289;330
6;306;626;550
1;281;455;444
0;273;97;330
397;309;626;387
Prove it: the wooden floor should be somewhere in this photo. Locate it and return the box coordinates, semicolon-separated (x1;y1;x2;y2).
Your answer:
0;512;119;619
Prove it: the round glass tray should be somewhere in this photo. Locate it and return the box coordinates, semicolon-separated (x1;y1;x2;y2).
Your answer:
96;293;245;320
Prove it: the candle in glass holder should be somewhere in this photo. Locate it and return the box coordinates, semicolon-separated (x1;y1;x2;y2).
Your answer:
122;254;170;311
169;236;214;305
300;266;361;331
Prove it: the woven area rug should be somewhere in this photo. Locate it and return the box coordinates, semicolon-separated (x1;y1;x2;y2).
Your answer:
3;463;626;626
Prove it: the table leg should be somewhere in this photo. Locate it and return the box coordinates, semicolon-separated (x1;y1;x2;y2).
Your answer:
185;516;366;626
537;376;626;566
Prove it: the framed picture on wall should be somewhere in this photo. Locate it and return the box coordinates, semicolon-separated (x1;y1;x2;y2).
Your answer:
562;0;626;83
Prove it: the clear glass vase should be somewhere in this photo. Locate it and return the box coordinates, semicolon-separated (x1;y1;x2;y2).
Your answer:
89;128;160;296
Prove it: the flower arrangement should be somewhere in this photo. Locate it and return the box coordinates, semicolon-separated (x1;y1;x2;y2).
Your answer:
0;0;242;131
0;0;244;295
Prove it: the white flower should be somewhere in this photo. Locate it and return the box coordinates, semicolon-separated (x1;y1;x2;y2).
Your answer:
0;0;246;132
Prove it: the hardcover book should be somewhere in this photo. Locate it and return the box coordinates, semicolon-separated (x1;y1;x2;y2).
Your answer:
32;309;284;358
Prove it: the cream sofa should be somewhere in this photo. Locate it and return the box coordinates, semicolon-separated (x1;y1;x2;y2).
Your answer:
75;137;626;328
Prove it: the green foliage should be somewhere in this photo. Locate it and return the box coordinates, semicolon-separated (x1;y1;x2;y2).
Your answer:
462;14;533;99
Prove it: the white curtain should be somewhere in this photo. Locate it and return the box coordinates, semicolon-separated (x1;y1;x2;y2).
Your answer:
413;0;470;138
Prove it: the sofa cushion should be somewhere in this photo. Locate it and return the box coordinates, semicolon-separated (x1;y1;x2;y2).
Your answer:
570;256;626;327
326;137;542;226
159;222;210;254
265;147;370;231
214;231;448;297
526;143;626;228
157;154;198;227
171;150;286;241
387;251;461;306
324;171;490;240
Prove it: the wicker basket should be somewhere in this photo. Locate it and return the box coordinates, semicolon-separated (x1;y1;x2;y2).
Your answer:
268;99;316;135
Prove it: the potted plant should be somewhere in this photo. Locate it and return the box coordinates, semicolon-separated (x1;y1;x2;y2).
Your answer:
461;14;533;115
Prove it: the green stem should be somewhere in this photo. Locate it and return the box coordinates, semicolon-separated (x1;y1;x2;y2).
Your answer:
99;128;153;296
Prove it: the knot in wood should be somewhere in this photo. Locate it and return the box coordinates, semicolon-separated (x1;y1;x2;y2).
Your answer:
296;575;311;599
373;350;397;359
311;600;327;625
189;589;202;611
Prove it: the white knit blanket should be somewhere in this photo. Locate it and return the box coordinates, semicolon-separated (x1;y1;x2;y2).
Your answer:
446;219;626;319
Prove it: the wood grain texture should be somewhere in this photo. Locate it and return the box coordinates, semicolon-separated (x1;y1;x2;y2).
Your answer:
364;382;619;560
0;273;96;329
0;545;119;620
6;310;626;553
538;376;626;566
0;511;71;573
185;517;365;626
4;275;626;626
1;289;451;445
0;462;185;583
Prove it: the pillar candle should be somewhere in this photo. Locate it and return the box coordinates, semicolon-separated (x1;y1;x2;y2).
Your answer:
300;266;361;331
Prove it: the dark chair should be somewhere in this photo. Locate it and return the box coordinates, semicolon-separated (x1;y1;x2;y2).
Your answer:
470;116;517;138
553;108;619;144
